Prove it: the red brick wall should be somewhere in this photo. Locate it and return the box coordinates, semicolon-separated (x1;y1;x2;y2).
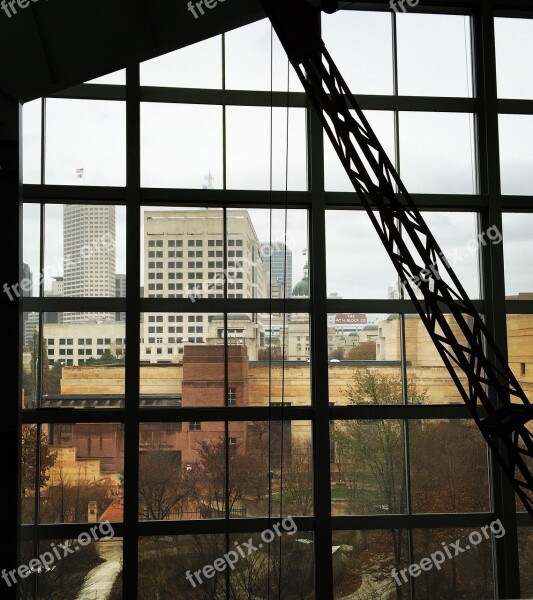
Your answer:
182;345;249;407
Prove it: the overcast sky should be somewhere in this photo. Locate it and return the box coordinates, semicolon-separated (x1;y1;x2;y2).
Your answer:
20;12;533;299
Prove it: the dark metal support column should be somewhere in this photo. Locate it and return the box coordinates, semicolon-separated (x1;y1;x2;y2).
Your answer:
123;64;142;600
473;3;521;597
0;90;21;600
309;99;334;599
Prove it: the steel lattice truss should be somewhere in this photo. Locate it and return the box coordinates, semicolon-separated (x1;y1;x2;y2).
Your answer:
262;0;533;517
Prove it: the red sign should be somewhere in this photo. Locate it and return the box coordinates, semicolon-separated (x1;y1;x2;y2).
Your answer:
335;313;367;325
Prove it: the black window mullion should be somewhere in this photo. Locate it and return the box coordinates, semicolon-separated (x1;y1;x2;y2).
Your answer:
309;94;333;599
473;5;521;598
123;63;142;600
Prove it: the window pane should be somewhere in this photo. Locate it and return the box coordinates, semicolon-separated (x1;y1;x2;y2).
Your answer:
43;204;126;299
400;211;482;300
403;314;473;405
22;312;39;408
410;420;489;513
328;313;386;366
332;530;410;599
142;206;223;300
139;421;312;521
229;530;315;598
499;115;533;196
39;423;124;523
495;17;533;100
231;421;313;518
519;527;533;596
85;69;126;85
400;112;477;194
503;213;533;298
19;535;122;599
139;312;311;405
324;110;395;192
331;419;406;515
326;211;397;298
45;99;126;186
229;208;308;299
413;527;495;599
397;14;473;97
507;313;533;513
139;535;226;598
507;314;533;383
141;36;222;89
139;422;224;520
226;106;307;191
322;11;393;95
21;424;38;524
22;312;126;408
225;19;303;92
252;314;311;404
22;203;41;298
22;99;41;184
140;312;221;396
141;103;223;189
42;312;125;404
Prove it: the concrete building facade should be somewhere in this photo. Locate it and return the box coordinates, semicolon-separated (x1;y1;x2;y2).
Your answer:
43;321;126;367
141;209;265;362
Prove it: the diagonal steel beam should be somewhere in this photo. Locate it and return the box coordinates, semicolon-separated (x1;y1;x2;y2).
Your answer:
261;0;533;517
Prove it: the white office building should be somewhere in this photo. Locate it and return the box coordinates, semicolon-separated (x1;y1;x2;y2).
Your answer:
141;209;265;362
62;205;116;322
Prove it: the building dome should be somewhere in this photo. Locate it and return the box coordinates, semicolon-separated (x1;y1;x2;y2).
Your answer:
292;262;309;297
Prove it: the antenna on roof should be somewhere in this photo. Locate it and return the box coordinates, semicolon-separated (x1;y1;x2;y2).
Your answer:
202;171;214;190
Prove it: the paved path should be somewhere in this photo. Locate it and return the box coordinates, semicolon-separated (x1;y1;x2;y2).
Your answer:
76;539;122;600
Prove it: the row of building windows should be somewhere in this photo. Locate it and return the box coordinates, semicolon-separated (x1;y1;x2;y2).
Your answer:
154;271;247;280
147;282;245;292
149;261;244;270
147;239;244;248
146;250;242;258
146;293;242;298
47;338;122;345
144;339;203;352
147;315;202;323
147;327;201;334
48;348;118;356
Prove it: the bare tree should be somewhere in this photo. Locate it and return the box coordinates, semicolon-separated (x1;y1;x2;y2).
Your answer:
282;441;313;516
196;437;267;517
21;425;57;521
139;450;197;520
41;466;109;523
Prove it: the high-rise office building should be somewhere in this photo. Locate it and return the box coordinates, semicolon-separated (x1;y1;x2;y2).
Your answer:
62;205;116;322
141;209;264;362
115;274;127;322
22;263;35;347
22;262;33;297
50;276;64;297
261;242;293;298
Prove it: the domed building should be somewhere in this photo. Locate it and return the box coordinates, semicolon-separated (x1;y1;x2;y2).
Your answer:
292;261;309;298
283;262;311;361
